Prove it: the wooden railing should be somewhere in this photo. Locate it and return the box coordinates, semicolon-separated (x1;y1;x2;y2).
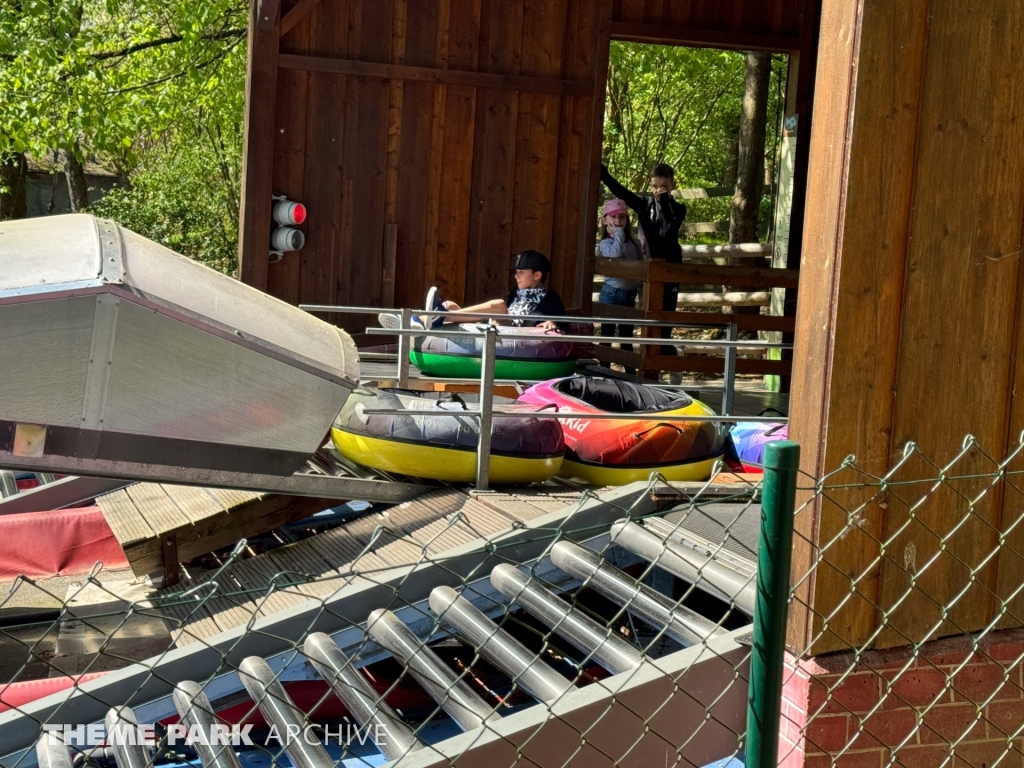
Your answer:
591;250;798;379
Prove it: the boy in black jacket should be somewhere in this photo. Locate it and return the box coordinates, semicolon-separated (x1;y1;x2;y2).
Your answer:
600;163;687;353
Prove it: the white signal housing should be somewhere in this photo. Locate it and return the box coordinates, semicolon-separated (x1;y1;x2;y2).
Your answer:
271;226;305;252
273;200;307;226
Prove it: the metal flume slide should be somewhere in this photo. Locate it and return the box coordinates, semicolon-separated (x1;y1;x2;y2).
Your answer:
0;214;426;504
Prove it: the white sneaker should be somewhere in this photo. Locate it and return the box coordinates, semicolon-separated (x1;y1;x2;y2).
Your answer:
425;286;439;312
377;312;425;330
377;312;401;329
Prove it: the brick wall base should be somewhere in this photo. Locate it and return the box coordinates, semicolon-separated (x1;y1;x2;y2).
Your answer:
779;627;1024;767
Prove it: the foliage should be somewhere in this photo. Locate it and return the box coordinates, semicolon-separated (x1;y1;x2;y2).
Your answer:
0;0;247;161
0;0;247;272
602;43;787;235
91;124;241;274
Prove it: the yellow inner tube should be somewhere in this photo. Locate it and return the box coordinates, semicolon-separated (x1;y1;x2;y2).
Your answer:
331;428;563;484
558;455;721;486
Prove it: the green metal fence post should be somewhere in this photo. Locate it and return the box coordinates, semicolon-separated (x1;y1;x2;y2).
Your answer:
745;440;800;768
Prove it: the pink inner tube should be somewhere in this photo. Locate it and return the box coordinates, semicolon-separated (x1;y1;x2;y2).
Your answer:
517;376;723;467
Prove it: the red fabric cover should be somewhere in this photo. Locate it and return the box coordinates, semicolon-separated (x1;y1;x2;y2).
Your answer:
0;507;128;581
0;672;109;713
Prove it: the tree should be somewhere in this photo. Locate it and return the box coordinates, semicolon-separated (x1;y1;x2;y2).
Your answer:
0;0;248;270
602;43;785;238
729;51;773;244
0;151;27;219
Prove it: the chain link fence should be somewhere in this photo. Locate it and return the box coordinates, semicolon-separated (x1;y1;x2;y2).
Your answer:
2;437;1023;767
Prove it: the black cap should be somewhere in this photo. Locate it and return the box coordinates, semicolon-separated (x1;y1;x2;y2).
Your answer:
511;249;551;273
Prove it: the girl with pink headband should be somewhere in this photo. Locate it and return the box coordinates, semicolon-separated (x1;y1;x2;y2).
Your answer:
597;198;644;372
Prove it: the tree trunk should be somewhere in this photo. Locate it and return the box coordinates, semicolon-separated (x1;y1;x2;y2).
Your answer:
727;52;773;324
0;152;28;219
729;51;772;244
60;148;89;211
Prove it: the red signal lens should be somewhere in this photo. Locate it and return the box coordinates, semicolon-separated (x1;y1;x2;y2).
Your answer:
292;203;307;224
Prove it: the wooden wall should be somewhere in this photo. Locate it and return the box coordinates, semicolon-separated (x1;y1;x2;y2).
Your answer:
789;0;1024;655
239;0;612;328
237;0;820;334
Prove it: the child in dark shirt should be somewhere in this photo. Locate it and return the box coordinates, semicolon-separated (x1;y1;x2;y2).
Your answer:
379;250;567;332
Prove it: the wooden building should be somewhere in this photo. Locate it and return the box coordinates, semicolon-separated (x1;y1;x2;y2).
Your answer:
237;0;819;327
237;0;1024;663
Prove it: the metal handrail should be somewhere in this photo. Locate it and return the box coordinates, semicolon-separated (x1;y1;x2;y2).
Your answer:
301;303;782;331
360;409;786;423
364;327;791;349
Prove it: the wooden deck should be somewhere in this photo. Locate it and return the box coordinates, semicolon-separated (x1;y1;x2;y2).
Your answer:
97;484;337;583
157;486;587;646
153;475;762;647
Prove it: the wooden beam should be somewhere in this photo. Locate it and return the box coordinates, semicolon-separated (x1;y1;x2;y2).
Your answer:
237;3;281;291
591;345;791;376
277;54;594;96
255;0;282;30
590;302;797;333
112;492;337;576
594;257;801;288
611;21;802;52
674;186;734;200
279;0;322;35
161;533;178;587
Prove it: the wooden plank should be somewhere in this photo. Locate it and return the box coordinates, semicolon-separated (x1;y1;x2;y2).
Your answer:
277;54;593;95
280;0;322;35
98;489;155;549
120;495;336;576
464;0;525;301
297;0;346;325
160;485;228;525
594;257;800;288
876;0;1024;649
381;0;408;311
610;21;801;52
592;345;791;376
786;0;925;655
590;302;797;333
570;0;613;309
419;0;451;304
431;0;480;303
125;484;190;537
237;1;281;291
268;9;311;305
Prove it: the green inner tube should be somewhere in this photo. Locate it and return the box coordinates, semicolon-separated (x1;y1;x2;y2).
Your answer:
411;350;578;380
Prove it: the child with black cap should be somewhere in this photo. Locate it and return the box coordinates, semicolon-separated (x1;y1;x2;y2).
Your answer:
379;250;567;331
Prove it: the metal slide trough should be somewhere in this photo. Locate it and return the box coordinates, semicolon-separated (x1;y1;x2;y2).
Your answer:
2;483;753;768
0;214;358;479
28;528;748;768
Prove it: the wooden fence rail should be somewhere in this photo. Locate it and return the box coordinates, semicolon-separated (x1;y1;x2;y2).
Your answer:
591;254;797;380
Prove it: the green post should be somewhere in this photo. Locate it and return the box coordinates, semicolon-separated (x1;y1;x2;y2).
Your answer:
745;440;800;768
